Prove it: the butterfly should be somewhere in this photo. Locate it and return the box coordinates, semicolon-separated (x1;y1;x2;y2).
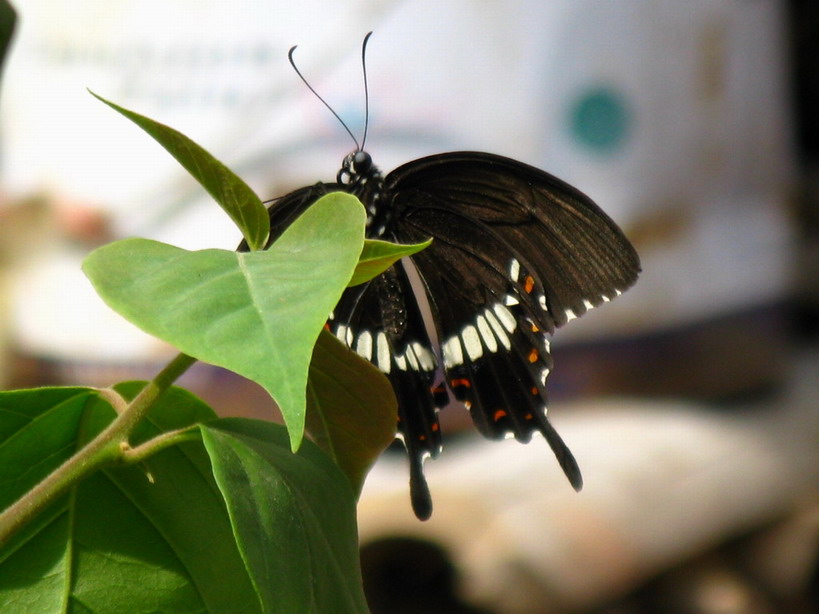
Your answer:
247;34;640;520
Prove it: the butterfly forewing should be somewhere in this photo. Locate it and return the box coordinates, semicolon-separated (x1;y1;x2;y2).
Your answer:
386;152;640;327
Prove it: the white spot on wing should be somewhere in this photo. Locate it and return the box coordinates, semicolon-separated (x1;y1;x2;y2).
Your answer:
355;330;372;360
476;315;497;353
411;342;436;371
509;258;521;281
484;309;511;350
336;324;353;347
565;308;578;323
539;367;550;386
492;303;517;333
503;294;520;306
404;345;420;371
376;332;391;373
539;295;548;311
461;325;483;361
583;299;595;310
442;336;464;368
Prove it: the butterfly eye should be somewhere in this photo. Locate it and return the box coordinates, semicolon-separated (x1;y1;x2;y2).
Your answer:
338;151;373;185
351;151;372;174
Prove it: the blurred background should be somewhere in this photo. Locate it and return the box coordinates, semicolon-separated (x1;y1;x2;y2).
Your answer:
0;1;816;612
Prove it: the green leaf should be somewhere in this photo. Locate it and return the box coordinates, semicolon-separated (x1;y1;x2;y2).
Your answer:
90;90;270;251
0;385;262;613
201;419;370;614
350;238;432;286
83;193;366;450
306;330;397;494
0;388;98;514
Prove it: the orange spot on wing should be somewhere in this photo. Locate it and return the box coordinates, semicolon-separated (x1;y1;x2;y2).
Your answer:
524;276;535;293
528;348;539;363
431;423;440;432
530;323;540;332
531;387;539;395
493;409;507;421
450;378;472;389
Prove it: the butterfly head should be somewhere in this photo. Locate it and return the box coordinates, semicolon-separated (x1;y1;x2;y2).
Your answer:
338;150;376;186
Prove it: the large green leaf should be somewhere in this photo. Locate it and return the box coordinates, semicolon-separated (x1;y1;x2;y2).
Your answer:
201;419;370;614
90;91;270;251
306;330;397;494
84;193;366;450
0;384;262;613
0;388;98;515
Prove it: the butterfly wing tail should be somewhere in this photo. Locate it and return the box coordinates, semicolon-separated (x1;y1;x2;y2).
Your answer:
387;360;441;521
537;417;583;491
407;443;434;520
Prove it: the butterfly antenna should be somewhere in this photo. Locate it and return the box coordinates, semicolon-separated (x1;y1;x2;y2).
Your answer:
288;43;360;150
360;31;373;151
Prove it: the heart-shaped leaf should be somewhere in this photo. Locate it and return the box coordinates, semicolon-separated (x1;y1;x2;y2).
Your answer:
83;193;366;450
90;91;270;251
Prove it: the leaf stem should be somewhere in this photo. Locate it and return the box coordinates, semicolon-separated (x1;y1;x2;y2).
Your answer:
122;425;201;464
97;386;128;414
109;352;198;437
0;352;197;549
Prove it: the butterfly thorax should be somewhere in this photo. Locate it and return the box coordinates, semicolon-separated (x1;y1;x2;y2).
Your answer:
337;150;392;239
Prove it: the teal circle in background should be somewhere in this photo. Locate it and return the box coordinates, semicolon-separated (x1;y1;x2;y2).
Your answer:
568;86;631;154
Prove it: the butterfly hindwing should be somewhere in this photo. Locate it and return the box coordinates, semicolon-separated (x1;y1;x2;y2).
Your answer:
330;260;443;520
378;152;639;491
394;208;583;485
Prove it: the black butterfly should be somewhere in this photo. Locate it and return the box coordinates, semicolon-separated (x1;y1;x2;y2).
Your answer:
249;35;640;520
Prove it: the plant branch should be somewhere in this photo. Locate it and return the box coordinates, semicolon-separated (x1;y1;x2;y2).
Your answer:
0;352;197;549
97;386;128;414
121;425;201;464
108;352;198;437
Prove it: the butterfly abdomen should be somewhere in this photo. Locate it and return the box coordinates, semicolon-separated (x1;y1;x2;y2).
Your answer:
374;267;408;341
